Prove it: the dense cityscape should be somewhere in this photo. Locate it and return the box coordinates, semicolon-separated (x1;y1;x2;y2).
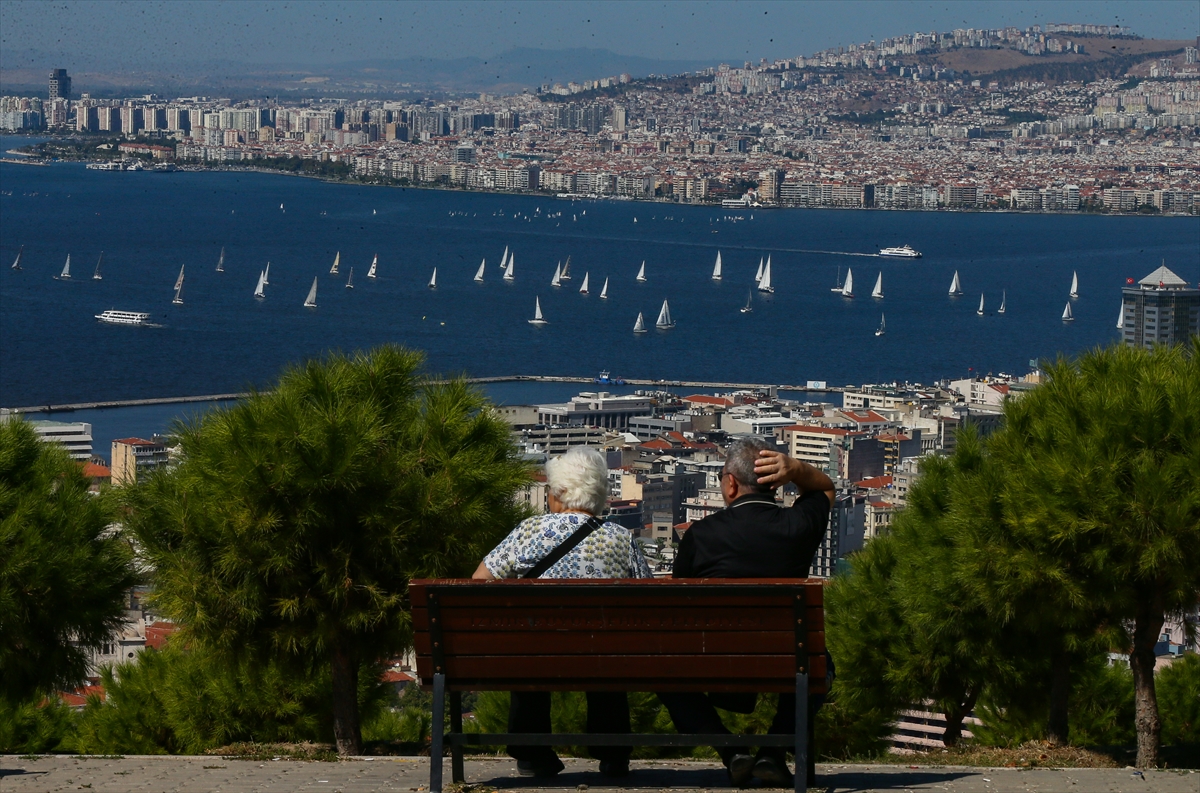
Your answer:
4;22;1200;212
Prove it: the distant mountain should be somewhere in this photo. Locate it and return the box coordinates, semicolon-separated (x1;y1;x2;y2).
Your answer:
0;47;720;97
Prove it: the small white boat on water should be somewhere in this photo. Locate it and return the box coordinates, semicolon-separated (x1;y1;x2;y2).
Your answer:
840;267;854;298
216;247;225;273
871;271;883;299
656;299;675;329
11;245;24;270
551;262;562;287
303;277;318;308
93;252;104;280
56;254;71;280
96;309;150;326
599;277;609;299
758;256;774;294
366;254;378;279
756;258;764;284
560;256;572;281
254;270;266;298
346;267;354;289
528;296;548;326
712;251;722;281
875;313;886;336
949;270;963;296
879;244;922;258
633;312;647;333
504;252;516;281
579;272;590;295
740;289;753;314
428;268;437;289
330;251;340;275
474;259;485;283
172;264;184;304
1062;302;1074;322
977;294;985;315
1069;270;1079;299
263;262;271;285
636;261;647;282
998;290;1006;314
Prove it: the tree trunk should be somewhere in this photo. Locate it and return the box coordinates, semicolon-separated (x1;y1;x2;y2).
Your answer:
1046;645;1071;747
941;690;979;748
331;645;362;756
1130;597;1165;769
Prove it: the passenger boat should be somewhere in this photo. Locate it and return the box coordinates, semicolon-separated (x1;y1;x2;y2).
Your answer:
879;245;922;258
95;309;150;326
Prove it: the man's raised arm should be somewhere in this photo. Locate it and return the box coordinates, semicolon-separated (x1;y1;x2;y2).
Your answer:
753;449;836;508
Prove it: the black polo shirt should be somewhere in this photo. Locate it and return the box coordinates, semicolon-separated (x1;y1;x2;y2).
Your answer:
672;490;831;578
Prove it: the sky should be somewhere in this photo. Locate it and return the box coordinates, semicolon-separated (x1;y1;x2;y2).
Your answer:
1;0;1197;70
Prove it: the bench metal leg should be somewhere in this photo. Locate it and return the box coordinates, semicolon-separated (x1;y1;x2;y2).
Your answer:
431;673;445;793
795;674;808;793
450;690;464;783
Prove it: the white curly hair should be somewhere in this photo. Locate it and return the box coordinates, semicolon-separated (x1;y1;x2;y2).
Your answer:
545;446;609;515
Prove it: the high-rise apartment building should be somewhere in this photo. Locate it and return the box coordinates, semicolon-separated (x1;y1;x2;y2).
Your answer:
48;68;71;99
111;437;170;486
1120;264;1200;348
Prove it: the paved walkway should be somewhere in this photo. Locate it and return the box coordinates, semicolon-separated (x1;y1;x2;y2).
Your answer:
0;756;1195;792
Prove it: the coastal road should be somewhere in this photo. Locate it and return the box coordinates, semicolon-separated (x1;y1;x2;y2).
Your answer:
0;756;1194;792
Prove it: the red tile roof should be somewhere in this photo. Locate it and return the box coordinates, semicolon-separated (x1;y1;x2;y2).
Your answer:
856;475;894;489
683;395;734;407
113;437;157;446
784;425;859;437
145;621;178;650
82;462;111;478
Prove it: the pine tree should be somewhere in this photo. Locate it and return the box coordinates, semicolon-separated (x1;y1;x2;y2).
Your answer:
121;346;532;755
0;419;136;704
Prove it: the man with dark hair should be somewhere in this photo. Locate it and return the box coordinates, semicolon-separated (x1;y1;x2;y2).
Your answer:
663;437;834;787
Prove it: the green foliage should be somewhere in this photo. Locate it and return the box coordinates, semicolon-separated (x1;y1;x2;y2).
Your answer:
0;419;137;704
0;695;77;753
121;346;532;752
1159;654;1200;746
72;644;387;754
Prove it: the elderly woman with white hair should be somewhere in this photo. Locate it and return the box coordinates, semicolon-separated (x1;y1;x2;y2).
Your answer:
473;446;652;779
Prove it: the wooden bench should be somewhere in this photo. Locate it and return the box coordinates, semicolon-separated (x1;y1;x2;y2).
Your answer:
412;578;827;793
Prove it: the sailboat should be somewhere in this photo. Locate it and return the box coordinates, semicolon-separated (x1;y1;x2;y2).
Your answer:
330;252;340;275
10;245;23;270
173;264;184;293
57;254;72;280
303;277;318;308
1116;302;1124;329
263;262;271;285
346;267;354;289
253;270;266;298
579;272;590;295
1062;302;1074;322
428;268;437;289
216;247;225;273
758;256;774;294
977;294;985;315
871;271;883;299
1069;270;1079;299
473;259;485;283
998;291;1006;314
840;267;853;298
740;289;753;314
528;296;548;326
656;299;675;329
875;313;886;336
172;265;185;305
560;256;572;281
366;254;378;279
93;252;104;280
636;261;647;282
599;277;609;299
500;246;508;270
551;263;562;287
949;270;963;296
633;312;647;333
504;252;516;281
712;251;723;281
755;257;764;284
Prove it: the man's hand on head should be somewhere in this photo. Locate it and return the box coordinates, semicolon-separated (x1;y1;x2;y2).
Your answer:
754;449;798;489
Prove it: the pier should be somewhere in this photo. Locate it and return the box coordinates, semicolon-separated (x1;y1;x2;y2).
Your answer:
4;377;841;415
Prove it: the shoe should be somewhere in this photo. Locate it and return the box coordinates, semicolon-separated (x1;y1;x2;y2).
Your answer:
727;753;755;787
752;755;794;788
598;759;630;777
516;757;565;778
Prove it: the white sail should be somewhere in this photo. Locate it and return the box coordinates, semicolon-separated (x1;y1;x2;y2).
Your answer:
876;313;886;336
551;263;562;286
840;267;853;298
263;262;271;285
528;296;547;325
998;290;1006;314
1069;271;1079;298
304;276;318;308
741;288;753;313
560;256;572;281
656;299;674;328
504;252;516;281
949;270;962;296
636;261;646;282
871;271;883;299
428;267;437;289
11;245;23;270
599;277;609;299
755;257;764;283
60;254;71;279
330;251;340;275
173;264;185;291
474;259;485;282
579;272;589;294
346;267;354;289
712;251;722;281
216;247;225;273
1117;302;1124;329
367;254;377;278
254;270;265;298
831;266;842;292
172;280;183;305
500;246;508;270
759;256;774;293
977;294;985;315
93;252;103;280
1062;302;1073;322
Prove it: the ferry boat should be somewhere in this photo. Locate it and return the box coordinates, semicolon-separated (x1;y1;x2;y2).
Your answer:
95;309;150;326
878;244;922;259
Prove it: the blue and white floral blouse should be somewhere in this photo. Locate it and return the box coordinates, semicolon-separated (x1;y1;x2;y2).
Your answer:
483;512;654;579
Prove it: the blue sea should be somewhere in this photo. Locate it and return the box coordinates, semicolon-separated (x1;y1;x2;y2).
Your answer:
2;140;1198;410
